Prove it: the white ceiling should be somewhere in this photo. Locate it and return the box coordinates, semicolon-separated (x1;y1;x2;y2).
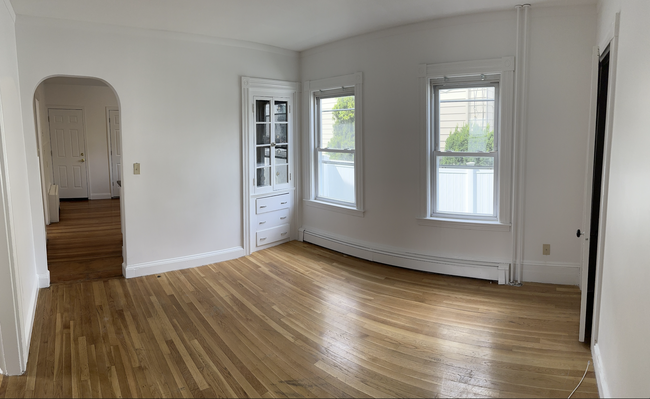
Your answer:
9;0;595;52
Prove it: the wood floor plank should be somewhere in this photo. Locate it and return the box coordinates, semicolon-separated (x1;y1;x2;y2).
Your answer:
1;241;598;398
47;199;122;284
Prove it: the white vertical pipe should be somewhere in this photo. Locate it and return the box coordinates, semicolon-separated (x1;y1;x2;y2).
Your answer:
511;4;530;285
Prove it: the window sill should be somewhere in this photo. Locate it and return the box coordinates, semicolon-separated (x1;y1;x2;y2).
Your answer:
304;199;365;217
417;217;511;232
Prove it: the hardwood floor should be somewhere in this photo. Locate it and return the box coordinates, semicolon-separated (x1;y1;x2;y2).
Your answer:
0;241;597;398
46;199;123;284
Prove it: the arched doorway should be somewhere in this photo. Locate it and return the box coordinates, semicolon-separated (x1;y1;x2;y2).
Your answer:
33;76;124;283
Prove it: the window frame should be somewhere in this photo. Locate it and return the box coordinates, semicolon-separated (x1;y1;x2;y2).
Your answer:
305;72;364;216
432;79;500;221
419;57;514;230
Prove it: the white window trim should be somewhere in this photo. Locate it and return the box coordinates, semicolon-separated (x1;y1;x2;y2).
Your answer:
419;57;514;231
304;72;364;215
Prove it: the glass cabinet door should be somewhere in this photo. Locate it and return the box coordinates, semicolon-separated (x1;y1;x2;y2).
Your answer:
254;97;291;193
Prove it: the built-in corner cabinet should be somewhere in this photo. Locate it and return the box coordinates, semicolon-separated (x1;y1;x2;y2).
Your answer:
241;77;299;254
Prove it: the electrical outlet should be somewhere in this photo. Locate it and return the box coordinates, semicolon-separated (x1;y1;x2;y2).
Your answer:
543;244;550;255
133;163;140;175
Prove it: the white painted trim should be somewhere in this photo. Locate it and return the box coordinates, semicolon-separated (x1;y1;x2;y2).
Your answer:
105;107;120;198
304;72;364;214
417;217;511;232
89;193;111;200
303;199;364;217
22;284;40;364
419;57;514;232
2;0;16;22
241;77;300;256
591;12;620;349
19;15;299;58
592;342;610;398
33;98;49;225
303;228;510;284
522;261;581;286
124;246;245;278
579;46;600;342
422;56;514;78
38;270;50;288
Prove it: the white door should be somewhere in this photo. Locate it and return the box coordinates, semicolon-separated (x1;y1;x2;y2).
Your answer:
49;109;88;199
108;109;122;197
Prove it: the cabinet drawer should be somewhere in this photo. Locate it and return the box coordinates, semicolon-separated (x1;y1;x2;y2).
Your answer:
256;224;290;247
256;193;290;214
256;208;290;230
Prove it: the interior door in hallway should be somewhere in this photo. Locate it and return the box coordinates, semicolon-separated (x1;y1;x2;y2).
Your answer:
49;108;88;199
108;109;121;197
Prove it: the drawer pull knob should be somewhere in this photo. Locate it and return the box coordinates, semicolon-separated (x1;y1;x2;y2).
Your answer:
260;237;267;241
280;216;287;220
281;232;287;236
259;221;266;224
281;202;288;205
260;205;267;208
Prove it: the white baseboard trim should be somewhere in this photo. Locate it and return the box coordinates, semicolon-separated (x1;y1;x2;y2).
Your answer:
303;228;509;284
89;193;111;200
298;227;305;242
592;342;610;398
124;246;245;278
38;270;50;288
22;283;40;372
522;261;581;285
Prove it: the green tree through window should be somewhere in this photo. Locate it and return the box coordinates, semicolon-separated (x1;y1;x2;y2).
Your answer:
327;96;355;161
441;123;494;166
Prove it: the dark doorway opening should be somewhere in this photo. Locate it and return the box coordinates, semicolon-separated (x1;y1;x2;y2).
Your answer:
584;46;610;342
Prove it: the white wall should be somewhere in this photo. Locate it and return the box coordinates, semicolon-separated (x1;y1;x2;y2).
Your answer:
15;16;300;278
300;6;595;284
592;1;650;397
44;82;118;199
0;0;37;375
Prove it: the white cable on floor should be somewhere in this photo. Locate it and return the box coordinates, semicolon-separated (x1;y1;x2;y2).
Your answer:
567;360;591;399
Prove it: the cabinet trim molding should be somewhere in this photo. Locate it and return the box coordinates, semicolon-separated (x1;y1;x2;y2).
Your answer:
242;77;300;255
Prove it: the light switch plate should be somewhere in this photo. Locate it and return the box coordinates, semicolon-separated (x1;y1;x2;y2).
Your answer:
133;163;140;175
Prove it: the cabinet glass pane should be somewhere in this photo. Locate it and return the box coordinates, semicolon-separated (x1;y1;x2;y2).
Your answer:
275;124;287;143
275;165;288;185
275;145;288;164
256;124;270;145
256;167;271;187
256;100;270;122
256;147;271;166
274;101;287;122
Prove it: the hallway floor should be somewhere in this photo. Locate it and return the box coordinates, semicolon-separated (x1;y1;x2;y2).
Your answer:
46;199;123;283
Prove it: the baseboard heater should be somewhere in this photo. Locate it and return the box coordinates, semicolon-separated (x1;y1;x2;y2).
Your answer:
48;185;60;223
302;229;509;284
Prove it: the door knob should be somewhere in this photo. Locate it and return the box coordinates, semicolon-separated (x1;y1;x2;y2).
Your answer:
80;158;85;162
271;142;276;147
576;229;584;237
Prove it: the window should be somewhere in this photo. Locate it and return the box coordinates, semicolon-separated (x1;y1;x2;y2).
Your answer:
420;58;514;228
306;73;363;215
433;79;499;218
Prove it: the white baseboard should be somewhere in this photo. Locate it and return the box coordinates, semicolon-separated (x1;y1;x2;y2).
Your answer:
522;261;581;285
22;282;40;372
303;228;509;284
89;193;111;200
298;227;305;242
37;270;50;288
124;246;245;278
592;342;610;398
